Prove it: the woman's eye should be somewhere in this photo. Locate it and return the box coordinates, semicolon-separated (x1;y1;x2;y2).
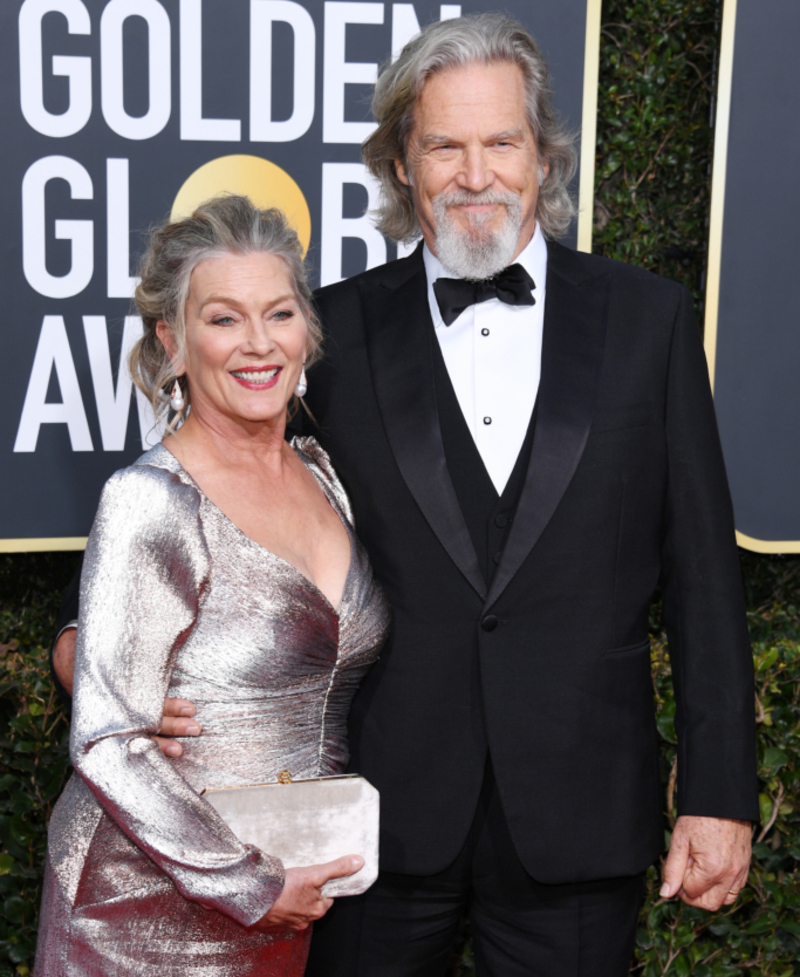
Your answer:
272;310;294;321
212;315;235;325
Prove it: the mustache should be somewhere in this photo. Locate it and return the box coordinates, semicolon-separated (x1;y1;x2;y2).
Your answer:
435;189;520;208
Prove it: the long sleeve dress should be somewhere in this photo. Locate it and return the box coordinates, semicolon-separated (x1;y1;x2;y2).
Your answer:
34;437;390;977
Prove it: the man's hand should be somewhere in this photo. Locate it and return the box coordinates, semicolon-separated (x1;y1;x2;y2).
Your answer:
661;815;752;910
253;856;364;932
52;627;77;696
51;627;200;758
156;698;201;757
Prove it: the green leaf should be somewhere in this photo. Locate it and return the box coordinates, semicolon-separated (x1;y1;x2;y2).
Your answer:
3;895;27;926
673;951;691;976
762;746;789;772
656;698;677;743
746;916;774;935
0;854;14;876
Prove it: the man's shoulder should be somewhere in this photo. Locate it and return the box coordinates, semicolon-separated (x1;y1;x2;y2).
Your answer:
313;247;424;310
547;240;687;300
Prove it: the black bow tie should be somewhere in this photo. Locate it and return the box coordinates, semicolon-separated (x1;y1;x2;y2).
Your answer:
433;264;535;326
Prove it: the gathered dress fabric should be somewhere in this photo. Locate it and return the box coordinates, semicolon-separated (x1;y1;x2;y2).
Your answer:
34;437;390;977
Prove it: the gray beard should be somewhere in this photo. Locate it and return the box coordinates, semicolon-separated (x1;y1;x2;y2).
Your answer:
432;190;523;281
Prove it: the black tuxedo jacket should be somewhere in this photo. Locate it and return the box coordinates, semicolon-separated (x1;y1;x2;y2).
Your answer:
305;240;758;883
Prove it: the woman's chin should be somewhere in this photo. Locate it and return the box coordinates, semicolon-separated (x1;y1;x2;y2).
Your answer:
191;398;290;432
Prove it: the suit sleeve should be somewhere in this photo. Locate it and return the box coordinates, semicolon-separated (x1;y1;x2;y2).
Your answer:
660;286;759;821
70;466;285;925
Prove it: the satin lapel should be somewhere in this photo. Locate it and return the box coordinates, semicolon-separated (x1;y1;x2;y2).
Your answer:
485;250;610;609
364;265;486;600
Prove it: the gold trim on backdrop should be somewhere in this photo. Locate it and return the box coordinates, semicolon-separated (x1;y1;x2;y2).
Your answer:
705;1;800;554
704;0;737;392
0;537;87;554
736;531;800;555
576;0;603;253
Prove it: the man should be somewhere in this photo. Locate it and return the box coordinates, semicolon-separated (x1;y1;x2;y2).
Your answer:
53;14;757;976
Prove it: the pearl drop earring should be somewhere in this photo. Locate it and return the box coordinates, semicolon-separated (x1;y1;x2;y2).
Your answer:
170;379;185;412
294;367;307;398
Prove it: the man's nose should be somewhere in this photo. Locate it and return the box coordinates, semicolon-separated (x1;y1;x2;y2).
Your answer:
457;146;493;192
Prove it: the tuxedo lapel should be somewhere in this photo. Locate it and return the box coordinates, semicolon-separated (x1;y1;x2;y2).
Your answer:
364;257;487;600
485;243;610;609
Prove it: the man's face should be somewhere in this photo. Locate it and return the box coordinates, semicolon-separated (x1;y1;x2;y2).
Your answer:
395;61;547;278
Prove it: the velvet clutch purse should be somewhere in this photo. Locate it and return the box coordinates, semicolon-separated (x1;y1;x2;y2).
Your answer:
202;772;379;897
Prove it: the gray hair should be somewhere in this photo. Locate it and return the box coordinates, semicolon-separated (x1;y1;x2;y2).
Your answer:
363;13;578;242
130;194;321;428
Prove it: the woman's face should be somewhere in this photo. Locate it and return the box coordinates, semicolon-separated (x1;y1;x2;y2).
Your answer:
160;252;308;430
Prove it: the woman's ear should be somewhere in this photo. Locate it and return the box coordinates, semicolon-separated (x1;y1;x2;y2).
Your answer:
156;321;183;374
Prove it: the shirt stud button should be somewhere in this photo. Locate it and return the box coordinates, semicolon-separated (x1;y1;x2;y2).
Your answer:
481;328;490;336
483;417;492;425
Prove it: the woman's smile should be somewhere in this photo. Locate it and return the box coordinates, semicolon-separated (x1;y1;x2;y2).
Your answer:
230;366;282;389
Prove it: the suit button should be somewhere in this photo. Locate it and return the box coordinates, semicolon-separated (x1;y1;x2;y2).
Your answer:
493;551;502;565
494;513;509;528
481;614;499;632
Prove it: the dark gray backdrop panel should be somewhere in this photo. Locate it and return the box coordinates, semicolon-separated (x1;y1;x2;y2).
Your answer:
713;0;800;545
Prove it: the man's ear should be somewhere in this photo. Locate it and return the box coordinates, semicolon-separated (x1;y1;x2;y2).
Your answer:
539;159;550;186
395;158;411;187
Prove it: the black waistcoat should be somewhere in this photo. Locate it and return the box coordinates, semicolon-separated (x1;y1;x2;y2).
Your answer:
431;333;538;585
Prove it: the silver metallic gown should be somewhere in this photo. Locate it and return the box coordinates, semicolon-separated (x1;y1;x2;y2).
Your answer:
34;437;390;977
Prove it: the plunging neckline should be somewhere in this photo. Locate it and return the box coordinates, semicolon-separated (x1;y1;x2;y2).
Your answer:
151;443;355;616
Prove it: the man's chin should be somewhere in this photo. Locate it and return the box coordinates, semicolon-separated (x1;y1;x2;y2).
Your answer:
449;214;504;240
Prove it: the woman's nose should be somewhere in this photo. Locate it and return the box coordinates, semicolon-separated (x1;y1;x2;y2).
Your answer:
244;320;276;354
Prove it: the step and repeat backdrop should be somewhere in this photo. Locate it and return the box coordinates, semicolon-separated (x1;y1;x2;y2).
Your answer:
704;0;800;553
0;0;601;550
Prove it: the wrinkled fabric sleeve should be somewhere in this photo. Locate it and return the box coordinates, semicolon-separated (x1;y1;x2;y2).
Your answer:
70;464;285;926
659;286;759;822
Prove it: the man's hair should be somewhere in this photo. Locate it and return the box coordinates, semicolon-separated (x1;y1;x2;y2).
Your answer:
362;13;578;243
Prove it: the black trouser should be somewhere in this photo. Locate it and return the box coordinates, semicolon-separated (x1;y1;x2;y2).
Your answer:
306;762;645;977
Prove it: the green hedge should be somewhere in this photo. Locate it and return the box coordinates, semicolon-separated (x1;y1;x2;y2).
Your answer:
0;555;76;975
2;2;799;976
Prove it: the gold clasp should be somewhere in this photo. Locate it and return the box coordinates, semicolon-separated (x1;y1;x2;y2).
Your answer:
277;769;292;784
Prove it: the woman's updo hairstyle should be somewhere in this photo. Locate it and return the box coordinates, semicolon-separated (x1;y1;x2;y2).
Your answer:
129;194;321;429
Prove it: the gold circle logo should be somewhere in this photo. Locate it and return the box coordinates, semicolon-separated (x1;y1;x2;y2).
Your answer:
171;155;311;254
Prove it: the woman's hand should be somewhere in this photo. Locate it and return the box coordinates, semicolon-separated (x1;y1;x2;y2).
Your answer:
253;855;364;932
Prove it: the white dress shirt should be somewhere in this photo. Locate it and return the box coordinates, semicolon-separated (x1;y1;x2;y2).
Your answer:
424;224;547;494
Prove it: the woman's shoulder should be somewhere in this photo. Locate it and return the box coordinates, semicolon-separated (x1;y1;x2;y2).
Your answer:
291;435;354;525
96;444;202;532
83;444;210;605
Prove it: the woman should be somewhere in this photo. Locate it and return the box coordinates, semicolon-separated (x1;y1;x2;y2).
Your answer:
34;195;390;976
